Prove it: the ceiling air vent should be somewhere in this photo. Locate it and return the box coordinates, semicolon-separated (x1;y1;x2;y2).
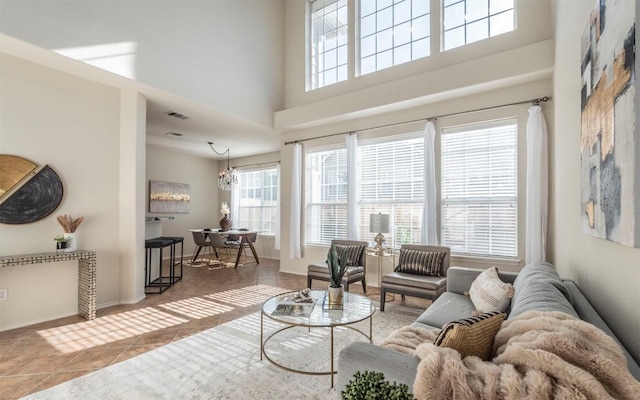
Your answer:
163;111;190;120
164;131;184;137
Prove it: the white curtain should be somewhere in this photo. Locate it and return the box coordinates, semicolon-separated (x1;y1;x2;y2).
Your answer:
346;133;359;239
422;121;438;245
290;143;302;259
526;105;548;264
230;180;239;225
274;163;281;250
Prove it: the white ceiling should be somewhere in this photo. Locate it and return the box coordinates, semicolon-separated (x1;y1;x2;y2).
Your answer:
144;93;281;161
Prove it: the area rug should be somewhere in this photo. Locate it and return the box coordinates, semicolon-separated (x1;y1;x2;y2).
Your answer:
23;303;423;400
183;257;242;269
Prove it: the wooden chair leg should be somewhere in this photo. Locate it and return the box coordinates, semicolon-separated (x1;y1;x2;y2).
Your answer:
307;276;312;289
361;278;367;293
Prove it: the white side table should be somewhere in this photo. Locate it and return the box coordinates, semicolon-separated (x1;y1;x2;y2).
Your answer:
366;248;395;302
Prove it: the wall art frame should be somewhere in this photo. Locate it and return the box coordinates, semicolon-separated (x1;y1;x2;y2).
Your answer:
149;180;191;214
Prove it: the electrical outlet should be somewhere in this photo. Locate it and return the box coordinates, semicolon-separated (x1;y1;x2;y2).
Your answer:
0;289;7;301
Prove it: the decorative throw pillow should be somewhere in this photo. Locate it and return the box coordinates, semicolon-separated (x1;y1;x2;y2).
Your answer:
394;248;445;276
332;244;365;266
434;311;506;361
468;266;515;313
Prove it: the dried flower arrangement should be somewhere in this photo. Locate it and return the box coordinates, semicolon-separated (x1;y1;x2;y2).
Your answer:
57;214;85;233
220;202;230;216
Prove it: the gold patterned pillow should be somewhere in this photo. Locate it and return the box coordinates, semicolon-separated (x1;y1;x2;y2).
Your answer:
434;311;506;361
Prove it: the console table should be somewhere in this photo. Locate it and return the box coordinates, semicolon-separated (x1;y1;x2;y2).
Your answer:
0;250;97;320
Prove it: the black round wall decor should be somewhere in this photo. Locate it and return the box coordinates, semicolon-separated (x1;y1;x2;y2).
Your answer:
0;165;64;224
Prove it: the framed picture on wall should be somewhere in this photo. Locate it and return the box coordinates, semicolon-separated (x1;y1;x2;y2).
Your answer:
149;180;191;214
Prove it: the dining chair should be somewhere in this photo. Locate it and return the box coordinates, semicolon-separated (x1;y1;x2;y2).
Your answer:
209;232;240;261
191;231;215;265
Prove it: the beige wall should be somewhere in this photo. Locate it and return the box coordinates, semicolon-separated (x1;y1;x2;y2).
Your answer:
0;54;124;330
553;0;640;362
145;146;220;258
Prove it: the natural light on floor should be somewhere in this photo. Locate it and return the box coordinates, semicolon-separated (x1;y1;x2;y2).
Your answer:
36;307;188;353
36;285;291;353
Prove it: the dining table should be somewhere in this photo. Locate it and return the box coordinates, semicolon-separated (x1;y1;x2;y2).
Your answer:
187;228;260;268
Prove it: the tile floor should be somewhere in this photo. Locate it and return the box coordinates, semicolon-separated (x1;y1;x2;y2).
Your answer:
0;256;426;399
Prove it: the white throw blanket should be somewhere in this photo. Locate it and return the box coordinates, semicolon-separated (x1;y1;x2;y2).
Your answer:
381;311;640;399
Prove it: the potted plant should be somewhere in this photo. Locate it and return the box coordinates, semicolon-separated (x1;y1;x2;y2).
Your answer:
327;243;348;305
54;235;70;253
56;214;84;252
342;371;414;400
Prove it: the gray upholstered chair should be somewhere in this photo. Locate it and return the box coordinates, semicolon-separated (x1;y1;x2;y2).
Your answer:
307;240;368;292
380;244;450;311
209;232;240;260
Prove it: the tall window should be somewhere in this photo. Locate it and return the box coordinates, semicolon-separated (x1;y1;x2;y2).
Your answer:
305;148;348;244
310;0;349;89
358;137;424;247
236;168;278;235
440;119;518;258
443;0;515;51
359;0;430;75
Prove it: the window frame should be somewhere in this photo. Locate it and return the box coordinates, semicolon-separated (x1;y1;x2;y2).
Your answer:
235;166;279;236
442;0;516;51
307;0;350;90
357;0;431;76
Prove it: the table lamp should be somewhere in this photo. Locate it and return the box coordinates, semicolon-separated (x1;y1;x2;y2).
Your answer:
370;213;390;256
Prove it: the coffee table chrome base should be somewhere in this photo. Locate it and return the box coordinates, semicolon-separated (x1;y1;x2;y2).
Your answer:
260;312;373;387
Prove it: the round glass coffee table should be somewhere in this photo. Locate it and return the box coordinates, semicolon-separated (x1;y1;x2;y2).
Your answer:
260;290;375;387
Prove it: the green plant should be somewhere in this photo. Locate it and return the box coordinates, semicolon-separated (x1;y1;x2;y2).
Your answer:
54;235;69;242
327;243;348;288
342;371;414;400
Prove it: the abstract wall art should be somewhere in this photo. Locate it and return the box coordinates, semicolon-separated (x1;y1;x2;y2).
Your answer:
580;0;639;248
149;180;191;214
0;155;64;224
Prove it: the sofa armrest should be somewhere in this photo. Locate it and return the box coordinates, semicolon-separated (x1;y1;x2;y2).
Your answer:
336;342;419;396
446;266;518;295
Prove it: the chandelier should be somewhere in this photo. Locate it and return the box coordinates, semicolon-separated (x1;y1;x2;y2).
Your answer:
208;142;238;191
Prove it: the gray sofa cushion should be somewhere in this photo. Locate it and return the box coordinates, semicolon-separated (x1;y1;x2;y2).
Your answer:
413;292;476;329
509;261;578;319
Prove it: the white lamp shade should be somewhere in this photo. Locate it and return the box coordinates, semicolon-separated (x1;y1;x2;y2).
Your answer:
370;213;390;233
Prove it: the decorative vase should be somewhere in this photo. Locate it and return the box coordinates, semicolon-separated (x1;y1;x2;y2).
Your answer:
55;241;69;254
328;285;344;305
220;215;232;231
63;233;76;252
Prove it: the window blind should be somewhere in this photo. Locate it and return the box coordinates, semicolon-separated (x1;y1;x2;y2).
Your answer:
305;148;348;244
358;137;425;247
441;120;518;257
